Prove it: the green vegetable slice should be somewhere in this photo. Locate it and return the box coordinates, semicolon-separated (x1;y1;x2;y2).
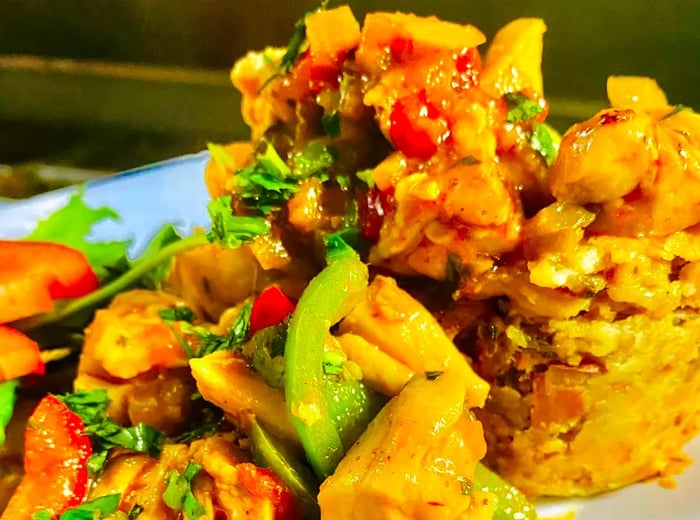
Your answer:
284;238;369;479
474;463;537;520
504;91;544;123
0;379;18;448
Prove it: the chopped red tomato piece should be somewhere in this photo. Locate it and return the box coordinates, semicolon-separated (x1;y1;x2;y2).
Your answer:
1;395;92;519
250;286;296;335
0;240;98;322
0;325;44;382
238;463;303;520
389;90;449;160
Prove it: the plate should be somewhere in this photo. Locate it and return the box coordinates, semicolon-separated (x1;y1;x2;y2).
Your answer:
0;152;697;519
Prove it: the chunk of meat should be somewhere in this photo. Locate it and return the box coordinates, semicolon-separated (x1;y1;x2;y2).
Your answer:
79;290;190;381
318;371;495;520
338;276;489;407
190;351;299;446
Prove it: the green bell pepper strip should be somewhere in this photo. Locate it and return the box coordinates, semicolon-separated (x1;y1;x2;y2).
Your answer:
474;463;537;520
0;379;19;448
249;419;320;519
284;241;369;479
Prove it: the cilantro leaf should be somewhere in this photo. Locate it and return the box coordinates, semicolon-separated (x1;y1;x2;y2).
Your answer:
60;389;166;472
159;305;197;323
171;404;224;444
0;380;18;448
530;122;558;167
280;15;308;72
355;169;375;188
504;91;545;123
59;389;109;425
206;195;270;247
59;494;121;520
34;494;122;520
26;189;132;281
163;462;206;520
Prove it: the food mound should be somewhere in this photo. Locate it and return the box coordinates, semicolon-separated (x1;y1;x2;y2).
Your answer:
2;3;700;520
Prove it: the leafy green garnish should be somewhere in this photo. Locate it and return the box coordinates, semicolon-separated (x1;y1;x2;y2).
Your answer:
530;122;558;167
136;224;185;289
206;195;270;245
280;15;308;72
128;504;144;519
34;494;121;520
25;189;132;281
0;380;18;448
321;111;341;137
504;92;544;123
159;305;197;323
207;142;239;171
60;389;165;474
163;461;206;520
171;405;224;444
166;301;252;359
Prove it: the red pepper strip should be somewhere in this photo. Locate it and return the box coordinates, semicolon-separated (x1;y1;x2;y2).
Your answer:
249;286;296;335
0;240;99;322
237;463;304;520
1;395;92;519
0;325;44;382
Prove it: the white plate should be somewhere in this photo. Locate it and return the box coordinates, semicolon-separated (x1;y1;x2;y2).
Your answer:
0;152;696;519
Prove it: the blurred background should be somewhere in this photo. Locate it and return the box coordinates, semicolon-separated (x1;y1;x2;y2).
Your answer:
1;0;699;196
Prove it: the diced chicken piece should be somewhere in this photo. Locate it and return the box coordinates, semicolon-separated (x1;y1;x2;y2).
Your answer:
318;371;495;520
189;351;299;446
480;18;547;97
79;290;190;381
339;276;489;407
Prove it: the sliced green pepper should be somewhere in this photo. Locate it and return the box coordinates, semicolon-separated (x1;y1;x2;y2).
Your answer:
474;463;537;520
284;239;370;479
0;379;18;447
249;420;320;519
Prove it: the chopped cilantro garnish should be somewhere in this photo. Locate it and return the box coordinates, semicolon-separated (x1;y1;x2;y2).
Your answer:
504;91;544;123
171;405;224;444
34;493;122;520
355;169;375;188
166;302;252;359
530;122;558;166
280;15;308;72
321;111;341;137
206;195;270;246
159;306;197;323
136;224;185;289
207;142;239;170
59;389;165;474
163;462;206;520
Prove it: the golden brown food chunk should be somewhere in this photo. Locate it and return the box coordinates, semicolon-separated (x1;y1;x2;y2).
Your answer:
318;371;495;520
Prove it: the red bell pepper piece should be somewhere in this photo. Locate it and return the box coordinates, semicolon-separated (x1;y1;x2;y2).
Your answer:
0;240;99;323
237;462;303;520
249;286;296;335
0;325;44;382
1;395;92;519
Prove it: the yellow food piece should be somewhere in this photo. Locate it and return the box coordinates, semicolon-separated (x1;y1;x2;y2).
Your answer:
606;75;669;109
339;276;489;407
481;18;547;97
189;351;299;446
318;371;495;520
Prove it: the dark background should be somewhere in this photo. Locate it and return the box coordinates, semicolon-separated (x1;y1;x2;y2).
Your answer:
1;0;698;172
